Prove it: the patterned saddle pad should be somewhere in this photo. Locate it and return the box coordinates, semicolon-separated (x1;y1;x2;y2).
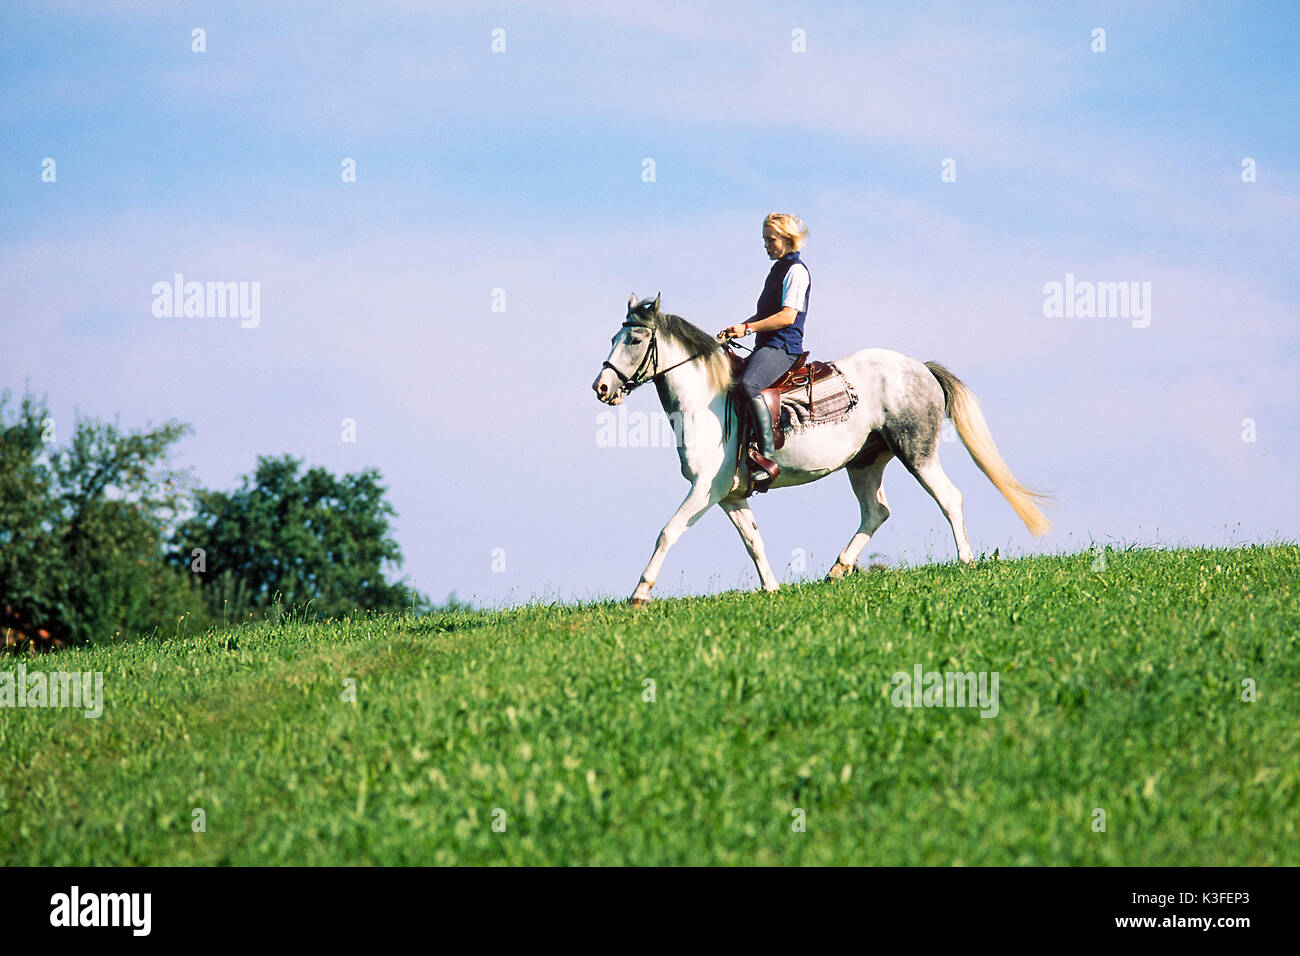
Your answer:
776;362;858;433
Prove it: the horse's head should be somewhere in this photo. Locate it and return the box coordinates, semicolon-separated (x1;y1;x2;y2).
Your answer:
592;293;662;405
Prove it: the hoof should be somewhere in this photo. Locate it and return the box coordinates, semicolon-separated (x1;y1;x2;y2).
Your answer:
826;561;853;580
628;596;648;608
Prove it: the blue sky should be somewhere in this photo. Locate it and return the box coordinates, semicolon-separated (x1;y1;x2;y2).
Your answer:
2;0;1297;607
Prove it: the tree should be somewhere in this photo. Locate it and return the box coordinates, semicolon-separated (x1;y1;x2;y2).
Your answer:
172;454;428;621
1;386;204;649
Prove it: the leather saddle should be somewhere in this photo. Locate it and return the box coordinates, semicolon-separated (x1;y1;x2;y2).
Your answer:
726;348;837;495
727;350;836;452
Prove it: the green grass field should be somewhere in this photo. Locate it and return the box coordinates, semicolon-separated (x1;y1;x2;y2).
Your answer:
3;544;1297;865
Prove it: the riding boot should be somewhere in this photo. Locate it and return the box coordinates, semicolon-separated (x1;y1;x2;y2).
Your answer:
747;394;780;484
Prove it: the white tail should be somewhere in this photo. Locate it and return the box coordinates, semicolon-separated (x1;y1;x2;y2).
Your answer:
925;362;1054;536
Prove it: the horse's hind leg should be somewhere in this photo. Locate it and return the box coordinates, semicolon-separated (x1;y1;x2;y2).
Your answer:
880;374;976;566
827;439;894;579
909;453;975;565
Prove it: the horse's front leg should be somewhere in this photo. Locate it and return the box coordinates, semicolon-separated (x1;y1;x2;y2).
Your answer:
630;479;724;606
719;498;780;593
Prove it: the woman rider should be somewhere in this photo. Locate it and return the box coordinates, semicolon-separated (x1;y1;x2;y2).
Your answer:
719;212;811;483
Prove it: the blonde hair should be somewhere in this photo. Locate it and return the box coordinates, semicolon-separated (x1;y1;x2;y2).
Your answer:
764;212;809;250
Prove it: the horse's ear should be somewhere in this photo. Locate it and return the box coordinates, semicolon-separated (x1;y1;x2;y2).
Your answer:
652;293;661;313
628;292;638;312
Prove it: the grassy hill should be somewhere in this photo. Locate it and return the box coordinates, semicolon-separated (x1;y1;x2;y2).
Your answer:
2;543;1297;865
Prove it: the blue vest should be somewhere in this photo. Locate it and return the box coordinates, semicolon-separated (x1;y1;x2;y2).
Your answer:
755;252;809;355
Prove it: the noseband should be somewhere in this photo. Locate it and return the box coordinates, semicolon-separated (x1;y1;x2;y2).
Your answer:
602;319;708;396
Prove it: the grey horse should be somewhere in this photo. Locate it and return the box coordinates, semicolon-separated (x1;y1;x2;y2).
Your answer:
593;295;1052;605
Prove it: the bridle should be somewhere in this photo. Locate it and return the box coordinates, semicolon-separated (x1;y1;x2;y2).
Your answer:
601;318;713;397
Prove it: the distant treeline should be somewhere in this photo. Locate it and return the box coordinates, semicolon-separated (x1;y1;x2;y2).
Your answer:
1;386;431;650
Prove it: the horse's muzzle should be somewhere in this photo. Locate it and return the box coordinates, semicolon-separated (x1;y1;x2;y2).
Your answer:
592;369;626;405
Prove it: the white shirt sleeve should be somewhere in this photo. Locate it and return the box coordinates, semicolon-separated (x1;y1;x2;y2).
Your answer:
781;263;809;312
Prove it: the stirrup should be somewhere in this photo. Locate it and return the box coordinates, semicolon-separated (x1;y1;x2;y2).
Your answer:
748;447;780;486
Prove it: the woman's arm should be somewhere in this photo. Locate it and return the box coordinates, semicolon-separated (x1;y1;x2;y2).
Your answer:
746;306;798;332
721;307;797;339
